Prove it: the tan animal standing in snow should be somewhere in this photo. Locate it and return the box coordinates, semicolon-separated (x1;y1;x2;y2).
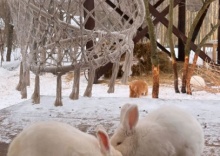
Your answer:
129;80;148;98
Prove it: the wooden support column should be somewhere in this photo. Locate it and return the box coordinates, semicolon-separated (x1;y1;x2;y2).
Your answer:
178;0;185;61
83;0;95;49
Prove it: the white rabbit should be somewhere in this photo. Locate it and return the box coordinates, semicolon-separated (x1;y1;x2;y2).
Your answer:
110;104;204;156
7;121;122;156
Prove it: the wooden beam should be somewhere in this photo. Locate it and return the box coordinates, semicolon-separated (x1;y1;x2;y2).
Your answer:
149;2;212;63
105;0;132;24
84;0;95;50
153;0;164;8
133;0;181;43
105;0;171;55
178;0;185;61
133;0;181;55
105;0;165;29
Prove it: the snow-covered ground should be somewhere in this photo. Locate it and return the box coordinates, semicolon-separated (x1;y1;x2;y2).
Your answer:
1;58;220;110
0;57;220;155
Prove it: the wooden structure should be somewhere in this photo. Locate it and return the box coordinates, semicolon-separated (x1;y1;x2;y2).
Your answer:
8;0;146;105
95;0;220;82
6;0;220;105
202;40;218;64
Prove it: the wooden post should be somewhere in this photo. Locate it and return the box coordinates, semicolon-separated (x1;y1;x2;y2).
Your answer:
83;0;95;49
213;42;218;63
6;24;13;61
178;0;185;61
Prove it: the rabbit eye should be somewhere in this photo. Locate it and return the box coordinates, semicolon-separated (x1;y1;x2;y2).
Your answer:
117;142;122;146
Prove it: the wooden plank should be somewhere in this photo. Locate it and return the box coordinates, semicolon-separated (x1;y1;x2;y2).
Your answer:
153;0;164;8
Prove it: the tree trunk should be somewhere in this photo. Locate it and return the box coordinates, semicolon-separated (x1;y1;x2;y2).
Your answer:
1;0;13;62
186;20;220;94
186;54;198;95
172;60;180;93
54;73;63;106
168;0;180;93
121;52;133;84
0;29;4;66
181;56;189;93
6;24;13;61
16;62;23;91
69;66;81;100
152;65;159;98
182;0;214;93
84;67;95;97
145;0;160;98
20;70;28;99
108;61;120;93
32;75;40;104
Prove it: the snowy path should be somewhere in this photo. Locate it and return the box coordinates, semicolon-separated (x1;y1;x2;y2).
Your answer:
0;96;220;156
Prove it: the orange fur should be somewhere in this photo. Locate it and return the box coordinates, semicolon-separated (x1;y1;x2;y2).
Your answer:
129;80;148;98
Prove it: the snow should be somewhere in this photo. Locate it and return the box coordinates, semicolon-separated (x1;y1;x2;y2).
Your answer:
0;56;220;155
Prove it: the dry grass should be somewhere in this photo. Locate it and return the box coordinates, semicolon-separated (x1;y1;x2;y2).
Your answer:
64;72;74;82
194;62;220;93
63;60;220;94
128;73;174;86
132;42;173;76
98;73;174;87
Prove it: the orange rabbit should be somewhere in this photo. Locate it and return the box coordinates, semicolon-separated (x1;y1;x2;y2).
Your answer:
129;80;148;98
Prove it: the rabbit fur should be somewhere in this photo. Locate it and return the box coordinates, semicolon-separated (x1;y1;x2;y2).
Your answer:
7;121;122;156
110;104;204;156
129;80;148;98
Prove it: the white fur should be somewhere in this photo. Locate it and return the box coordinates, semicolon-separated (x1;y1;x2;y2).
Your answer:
7;121;122;156
110;104;204;156
190;75;206;87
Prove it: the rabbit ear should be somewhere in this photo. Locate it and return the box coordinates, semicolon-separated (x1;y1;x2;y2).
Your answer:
121;104;139;132
120;104;132;122
96;125;111;155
